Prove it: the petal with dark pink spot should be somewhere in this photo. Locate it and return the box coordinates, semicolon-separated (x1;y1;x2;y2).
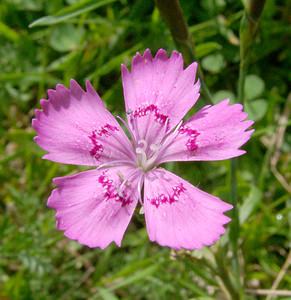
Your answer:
144;168;232;250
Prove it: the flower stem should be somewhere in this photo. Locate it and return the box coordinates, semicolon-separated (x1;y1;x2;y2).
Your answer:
229;158;242;297
239;0;266;104
155;0;213;104
215;249;241;299
229;1;266;298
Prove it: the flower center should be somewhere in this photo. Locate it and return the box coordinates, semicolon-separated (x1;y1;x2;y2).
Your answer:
135;139;161;172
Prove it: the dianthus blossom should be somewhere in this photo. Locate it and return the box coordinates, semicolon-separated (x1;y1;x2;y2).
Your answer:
32;49;253;249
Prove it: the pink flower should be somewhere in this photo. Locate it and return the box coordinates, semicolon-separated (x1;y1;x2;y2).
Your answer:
32;49;254;250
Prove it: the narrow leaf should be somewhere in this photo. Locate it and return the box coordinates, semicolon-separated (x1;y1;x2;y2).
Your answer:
240;185;262;224
29;0;117;27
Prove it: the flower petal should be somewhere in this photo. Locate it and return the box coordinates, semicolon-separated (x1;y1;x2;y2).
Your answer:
121;49;200;143
32;80;134;166
158;100;254;163
143;168;232;250
48;166;141;249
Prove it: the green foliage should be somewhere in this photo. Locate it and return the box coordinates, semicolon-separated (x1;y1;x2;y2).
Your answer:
0;0;290;299
201;53;226;73
244;74;268;121
49;23;85;52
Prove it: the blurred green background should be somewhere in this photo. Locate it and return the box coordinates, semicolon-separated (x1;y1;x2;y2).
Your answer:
0;0;290;299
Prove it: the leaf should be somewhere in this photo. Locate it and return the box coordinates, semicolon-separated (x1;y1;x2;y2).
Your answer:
47;52;79;71
245;98;268;121
108;265;159;290
0;21;19;42
29;0;117;27
196;42;222;59
239;185;262;224
201;53;225;73
178;279;208;296
49;24;84;52
94;43;142;76
98;288;119;300
244;74;265;100
213;90;236;104
0;72;58;84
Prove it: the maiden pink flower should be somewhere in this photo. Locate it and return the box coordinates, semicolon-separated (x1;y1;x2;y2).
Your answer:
32;49;254;250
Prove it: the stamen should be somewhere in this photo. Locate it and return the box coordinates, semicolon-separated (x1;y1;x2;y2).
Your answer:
98;171;134;207
142;147;161;171
137;173;144;205
174;120;184;134
137;139;148;149
116;115;137;146
165;120;183;143
150;143;160;152
136;147;148;168
97;160;135;170
159;120;183;147
129;104;170;142
164;117;170;135
135;138;162;172
136;139;148;168
131;114;140;141
117;169;139;195
150;120;184;165
116;169;143;208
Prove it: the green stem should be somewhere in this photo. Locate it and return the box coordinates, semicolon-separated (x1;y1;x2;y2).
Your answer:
229;159;242;297
238;64;247;106
239;0;266;104
215;250;240;300
229;51;247;295
155;0;213;104
228;1;266;298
